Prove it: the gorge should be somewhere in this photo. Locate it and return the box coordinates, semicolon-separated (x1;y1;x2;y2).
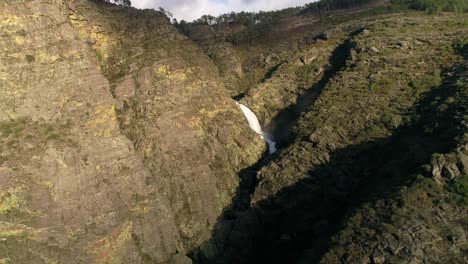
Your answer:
0;0;467;264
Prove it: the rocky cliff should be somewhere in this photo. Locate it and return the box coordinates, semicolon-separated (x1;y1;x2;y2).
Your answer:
1;1;467;264
0;0;264;263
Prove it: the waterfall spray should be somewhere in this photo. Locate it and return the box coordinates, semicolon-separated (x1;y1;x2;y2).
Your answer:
236;102;277;154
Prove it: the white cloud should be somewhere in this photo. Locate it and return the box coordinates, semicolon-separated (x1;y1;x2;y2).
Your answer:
131;0;315;22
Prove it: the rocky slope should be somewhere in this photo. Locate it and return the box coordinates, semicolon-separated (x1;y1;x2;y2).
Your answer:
0;0;264;263
1;1;467;264
184;8;468;264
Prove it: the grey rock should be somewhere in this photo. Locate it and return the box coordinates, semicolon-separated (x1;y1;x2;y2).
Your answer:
398;40;410;49
370;46;380;53
442;163;460;179
170;253;193;264
301;55;318;65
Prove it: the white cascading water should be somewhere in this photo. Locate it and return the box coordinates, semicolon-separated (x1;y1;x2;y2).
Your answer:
236;102;277;154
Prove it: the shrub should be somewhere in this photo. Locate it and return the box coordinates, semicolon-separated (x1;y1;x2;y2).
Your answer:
1;127;13;138
96;50;104;62
447;174;468;205
455;38;468;56
382;113;403;129
96;0;131;7
302;0;387;14
47;134;61;141
25;55;35;62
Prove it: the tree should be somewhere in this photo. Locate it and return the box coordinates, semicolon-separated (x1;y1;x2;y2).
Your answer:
301;0;387;14
159;7;174;19
118;0;131;6
97;0;131;7
391;0;468;13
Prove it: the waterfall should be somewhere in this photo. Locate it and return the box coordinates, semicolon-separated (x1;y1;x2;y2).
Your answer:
236;102;277;154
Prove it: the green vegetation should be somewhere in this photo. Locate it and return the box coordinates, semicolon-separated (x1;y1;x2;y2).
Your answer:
238;69;268;92
0;229;26;238
301;0;386;14
382;113;403;129
181;8;299;26
295;64;322;86
176;8;299;45
1;120;25;138
456;38;468;56
44;125;54;133
25;55;35;62
96;50;104;62
302;0;468;14
0;119;69;168
177;0;388;32
96;0;131;7
392;0;468;13
302;0;468;13
46;133;61;141
447;174;468;205
1;126;13;138
0;192;23;214
178;0;465;46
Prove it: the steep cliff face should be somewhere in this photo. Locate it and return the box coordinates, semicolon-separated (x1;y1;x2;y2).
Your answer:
182;23;248;96
67;0;266;251
0;1;181;263
0;0;264;263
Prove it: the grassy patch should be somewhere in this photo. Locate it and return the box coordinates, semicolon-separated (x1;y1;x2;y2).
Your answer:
0;229;26;238
46;133;61;141
0;120;26;138
0;127;13;138
0;119;70;167
0;191;24;214
96;50;104;62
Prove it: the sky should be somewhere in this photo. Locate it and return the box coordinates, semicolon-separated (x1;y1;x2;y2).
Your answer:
131;0;315;22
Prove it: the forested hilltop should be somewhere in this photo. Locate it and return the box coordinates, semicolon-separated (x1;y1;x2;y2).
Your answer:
175;0;467;46
177;0;467;26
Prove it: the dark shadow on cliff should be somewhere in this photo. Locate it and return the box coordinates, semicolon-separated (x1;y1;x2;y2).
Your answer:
261;61;288;83
189;61;466;263
264;37;353;149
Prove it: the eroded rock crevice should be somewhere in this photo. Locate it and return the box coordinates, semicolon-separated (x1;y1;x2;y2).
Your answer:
188;33;358;263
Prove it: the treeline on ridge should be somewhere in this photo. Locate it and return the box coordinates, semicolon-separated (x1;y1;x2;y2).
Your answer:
391;0;468;13
95;0;131;7
173;0;467;45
